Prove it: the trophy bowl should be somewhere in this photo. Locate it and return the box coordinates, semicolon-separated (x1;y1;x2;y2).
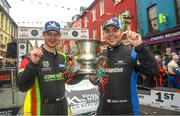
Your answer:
77;61;97;74
75;39;100;74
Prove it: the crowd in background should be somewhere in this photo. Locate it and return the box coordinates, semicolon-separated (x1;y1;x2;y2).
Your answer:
0;57;17;68
138;51;180;89
0;50;180;89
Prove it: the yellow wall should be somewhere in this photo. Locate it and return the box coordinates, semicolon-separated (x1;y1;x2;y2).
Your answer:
0;9;18;54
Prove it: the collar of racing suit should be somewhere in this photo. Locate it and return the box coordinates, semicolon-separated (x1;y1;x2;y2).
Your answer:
107;43;124;52
42;46;58;57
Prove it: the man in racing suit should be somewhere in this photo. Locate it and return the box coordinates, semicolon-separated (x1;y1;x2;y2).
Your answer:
91;18;159;115
18;21;68;115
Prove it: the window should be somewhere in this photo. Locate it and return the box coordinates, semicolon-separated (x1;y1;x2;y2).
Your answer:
117;10;130;30
4;4;9;13
1;35;3;44
100;0;104;16
93;29;97;39
5;18;8;31
101;26;104;41
92;8;96;21
84;17;88;28
9;21;11;33
5;37;7;45
114;0;122;5
1;13;4;28
0;35;3;43
11;25;13;36
176;0;180;24
117;10;130;21
148;5;158;33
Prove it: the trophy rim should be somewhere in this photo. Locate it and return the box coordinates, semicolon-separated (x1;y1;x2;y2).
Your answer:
75;39;101;45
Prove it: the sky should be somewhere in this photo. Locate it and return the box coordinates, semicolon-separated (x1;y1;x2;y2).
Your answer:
6;0;94;27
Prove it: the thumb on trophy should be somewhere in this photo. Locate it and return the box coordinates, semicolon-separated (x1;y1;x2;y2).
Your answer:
89;74;98;85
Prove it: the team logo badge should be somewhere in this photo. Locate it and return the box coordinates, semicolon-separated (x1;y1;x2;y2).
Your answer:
43;61;50;68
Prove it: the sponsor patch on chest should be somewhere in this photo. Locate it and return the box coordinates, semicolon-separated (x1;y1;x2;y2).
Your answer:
59;64;65;67
44;73;64;82
114;60;127;66
105;67;123;73
43;61;50;67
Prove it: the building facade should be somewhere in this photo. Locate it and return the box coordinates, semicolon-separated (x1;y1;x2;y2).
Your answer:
136;0;180;54
73;0;137;42
0;0;18;57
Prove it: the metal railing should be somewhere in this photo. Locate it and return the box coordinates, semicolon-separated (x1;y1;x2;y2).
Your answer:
0;67;17;89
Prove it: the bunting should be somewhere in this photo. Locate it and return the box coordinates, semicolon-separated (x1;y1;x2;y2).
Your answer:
20;0;78;11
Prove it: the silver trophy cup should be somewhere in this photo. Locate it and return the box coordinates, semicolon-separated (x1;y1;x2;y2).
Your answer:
75;39;100;74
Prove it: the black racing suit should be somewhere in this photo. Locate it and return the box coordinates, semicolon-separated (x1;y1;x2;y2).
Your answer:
97;43;159;115
18;47;68;115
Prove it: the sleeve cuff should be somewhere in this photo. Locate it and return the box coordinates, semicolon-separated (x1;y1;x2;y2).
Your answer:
27;61;39;71
134;43;146;53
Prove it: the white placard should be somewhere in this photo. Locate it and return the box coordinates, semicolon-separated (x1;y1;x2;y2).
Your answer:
151;90;180;111
18;27;43;39
61;29;89;40
66;79;99;115
18;43;27;57
18;27;89;40
138;94;152;106
138;89;180;112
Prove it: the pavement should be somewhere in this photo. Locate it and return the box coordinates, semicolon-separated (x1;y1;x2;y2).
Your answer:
140;105;180;115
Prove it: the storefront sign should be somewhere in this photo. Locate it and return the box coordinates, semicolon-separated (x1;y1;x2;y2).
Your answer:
150;31;180;41
143;26;180;46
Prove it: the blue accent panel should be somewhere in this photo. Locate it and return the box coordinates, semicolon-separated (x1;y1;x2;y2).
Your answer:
130;48;137;60
131;70;139;116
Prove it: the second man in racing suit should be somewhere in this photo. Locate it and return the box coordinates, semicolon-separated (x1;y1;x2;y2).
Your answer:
90;18;159;115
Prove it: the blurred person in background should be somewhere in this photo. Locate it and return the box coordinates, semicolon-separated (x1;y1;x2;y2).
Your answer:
155;55;168;87
167;54;180;89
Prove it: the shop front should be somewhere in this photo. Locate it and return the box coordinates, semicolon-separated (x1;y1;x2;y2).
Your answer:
143;25;180;55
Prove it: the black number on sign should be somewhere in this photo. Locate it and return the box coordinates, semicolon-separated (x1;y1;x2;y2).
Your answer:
155;92;164;102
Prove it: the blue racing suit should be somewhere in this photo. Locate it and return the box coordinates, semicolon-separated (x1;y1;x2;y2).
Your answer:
97;43;159;115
